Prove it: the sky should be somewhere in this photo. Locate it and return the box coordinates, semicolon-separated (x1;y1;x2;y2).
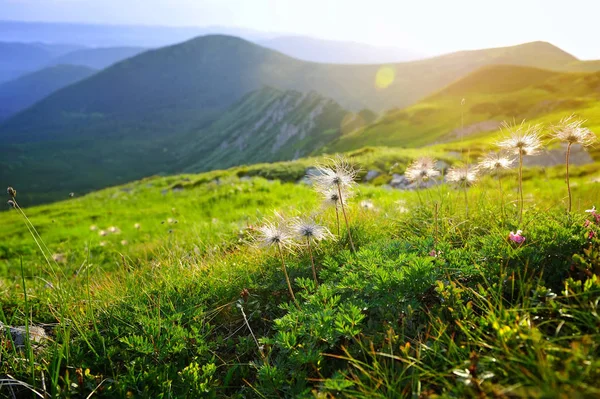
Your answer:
2;0;599;59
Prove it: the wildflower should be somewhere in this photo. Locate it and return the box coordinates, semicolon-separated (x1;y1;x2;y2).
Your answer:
52;253;66;263
589;231;596;239
312;156;358;252
497;121;543;223
429;249;441;257
509;230;526;244
405;157;440;185
311;156;357;192
69;192;75;198
585;206;596;213
291;218;334;286
497;122;543;157
108;226;121;234
121;240;128;246
552;116;596;212
291;218;334;243
99;241;107;247
360;200;376;211
257;218;294;250
321;187;351;208
551;115;596;146
99;230;107;237
7;200;15;208
134;223;141;230
446;165;478;188
90;225;98;231
257;215;299;307
7;187;16;198
478;152;515;172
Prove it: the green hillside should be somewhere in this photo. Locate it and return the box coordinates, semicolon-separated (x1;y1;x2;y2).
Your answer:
1;151;599;397
0;64;97;121
328;65;600;152
47;46;147;69
0;87;354;205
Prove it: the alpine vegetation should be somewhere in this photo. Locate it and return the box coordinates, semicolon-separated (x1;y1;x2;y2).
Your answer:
311;156;358;253
291;217;334;286
257;214;300;308
446;164;478;217
497;121;543;225
551;116;597;212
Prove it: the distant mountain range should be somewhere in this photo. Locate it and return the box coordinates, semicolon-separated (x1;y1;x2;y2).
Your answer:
1;20;424;64
0;41;145;83
0;64;97;121
1;33;599;204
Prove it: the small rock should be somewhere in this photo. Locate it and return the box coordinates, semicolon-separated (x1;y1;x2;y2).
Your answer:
364;170;380;182
0;322;48;347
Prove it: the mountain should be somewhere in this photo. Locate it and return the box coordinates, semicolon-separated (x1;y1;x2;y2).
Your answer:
0;64;97;121
175;87;349;172
1;35;599;204
0;86;353;204
0;41;84;83
1;37;592;143
0;20;279;47
326;64;600;152
47;47;147;69
258;36;424;63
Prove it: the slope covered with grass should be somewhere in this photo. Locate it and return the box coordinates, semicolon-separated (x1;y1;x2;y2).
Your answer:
1;151;599;397
0;87;354;206
328;65;600;153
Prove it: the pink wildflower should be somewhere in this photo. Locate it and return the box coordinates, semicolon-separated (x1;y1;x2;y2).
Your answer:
584;220;591;228
509;230;526;244
429;249;439;257
590;231;596;239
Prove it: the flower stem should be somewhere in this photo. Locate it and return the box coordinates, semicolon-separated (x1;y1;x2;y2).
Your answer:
335;205;340;236
498;170;505;220
463;186;469;219
433;202;439;247
306;237;319;287
277;243;300;309
337;184;356;253
566;142;572;213
518;150;524;225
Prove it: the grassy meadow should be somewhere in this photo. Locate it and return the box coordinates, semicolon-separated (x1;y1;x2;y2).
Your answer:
1;143;600;397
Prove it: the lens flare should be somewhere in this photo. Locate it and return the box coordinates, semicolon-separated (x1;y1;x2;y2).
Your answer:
375;66;395;89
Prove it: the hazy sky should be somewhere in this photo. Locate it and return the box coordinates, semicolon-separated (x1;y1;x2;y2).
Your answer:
2;0;599;59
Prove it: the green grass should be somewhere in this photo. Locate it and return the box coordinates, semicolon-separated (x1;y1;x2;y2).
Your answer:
1;156;599;397
327;65;600;154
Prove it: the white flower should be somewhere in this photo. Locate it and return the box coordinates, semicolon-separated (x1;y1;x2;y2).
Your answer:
497;121;543;156
321;187;352;208
447;165;478;187
405;157;440;184
552;115;596;146
478;152;515;172
291;218;333;243
98;230;107;237
257;215;294;249
311;156;358;191
89;225;98;231
108;226;121;234
134;223;141;230
585;206;596;213
360;200;376;211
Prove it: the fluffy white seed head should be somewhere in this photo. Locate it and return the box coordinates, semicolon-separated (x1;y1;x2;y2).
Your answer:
257;215;294;250
320;187;352;208
311;156;358;192
291;218;334;243
551;115;596;147
360;200;376;211
478;152;515;172
447;165;479;187
405;157;441;184
497;121;543;156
